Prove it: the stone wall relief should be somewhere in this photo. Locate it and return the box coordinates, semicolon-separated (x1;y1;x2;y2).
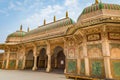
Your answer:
87;33;101;41
87;44;102;58
106;26;120;32
110;43;120;59
88;47;102;58
68;48;75;59
79;46;84;59
111;48;120;59
108;32;120;40
84;27;102;35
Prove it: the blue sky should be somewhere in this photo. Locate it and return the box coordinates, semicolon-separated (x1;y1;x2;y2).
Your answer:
0;0;120;43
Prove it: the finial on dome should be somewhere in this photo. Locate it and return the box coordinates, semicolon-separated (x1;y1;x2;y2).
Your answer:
20;24;22;31
54;16;56;22
44;19;46;25
66;11;68;18
27;27;30;32
95;0;99;4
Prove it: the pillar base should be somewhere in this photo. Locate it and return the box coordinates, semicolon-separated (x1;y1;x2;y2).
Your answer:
46;67;51;72
32;67;37;71
64;69;66;73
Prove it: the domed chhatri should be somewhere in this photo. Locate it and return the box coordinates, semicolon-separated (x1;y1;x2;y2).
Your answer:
8;31;26;38
82;2;120;15
78;0;120;22
7;25;26;38
6;25;27;43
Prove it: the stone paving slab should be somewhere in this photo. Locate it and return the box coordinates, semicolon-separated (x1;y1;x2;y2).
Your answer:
0;70;73;80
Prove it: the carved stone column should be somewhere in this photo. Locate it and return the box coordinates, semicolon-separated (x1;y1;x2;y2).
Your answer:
6;49;10;69
2;53;5;69
22;56;26;69
75;44;80;75
104;56;112;79
46;54;51;72
63;37;67;74
22;48;26;70
83;41;90;76
46;41;51;72
32;46;38;71
15;50;19;69
15;59;19;69
32;55;38;71
102;41;112;78
102;26;112;79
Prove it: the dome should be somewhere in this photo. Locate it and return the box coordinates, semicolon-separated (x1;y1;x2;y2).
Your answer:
77;2;120;22
6;30;27;43
8;31;26;38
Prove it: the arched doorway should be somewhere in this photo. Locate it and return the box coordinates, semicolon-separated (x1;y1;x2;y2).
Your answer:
37;48;48;70
25;50;34;69
51;46;65;73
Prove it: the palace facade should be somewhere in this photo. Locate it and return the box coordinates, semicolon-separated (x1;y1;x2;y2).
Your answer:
0;0;120;79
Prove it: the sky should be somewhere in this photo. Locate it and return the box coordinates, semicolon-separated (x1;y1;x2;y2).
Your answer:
0;0;120;43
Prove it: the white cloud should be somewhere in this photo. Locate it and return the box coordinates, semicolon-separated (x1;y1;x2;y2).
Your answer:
21;4;64;29
16;1;22;6
0;10;9;16
8;2;16;10
65;0;78;6
21;0;83;29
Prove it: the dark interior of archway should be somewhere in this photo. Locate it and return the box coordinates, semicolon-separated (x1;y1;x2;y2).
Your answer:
37;48;48;70
51;50;65;73
25;50;34;69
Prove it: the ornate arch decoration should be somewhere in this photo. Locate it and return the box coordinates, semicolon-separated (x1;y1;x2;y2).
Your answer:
52;46;64;57
25;48;33;56
37;46;47;55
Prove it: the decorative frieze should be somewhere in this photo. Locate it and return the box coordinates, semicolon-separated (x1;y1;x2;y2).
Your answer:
68;48;75;59
85;27;102;35
87;33;101;41
108;32;120;40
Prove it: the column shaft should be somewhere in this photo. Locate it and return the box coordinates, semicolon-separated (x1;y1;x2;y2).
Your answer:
22;56;26;69
104;57;112;79
46;55;51;72
6;51;10;69
15;59;19;69
83;43;90;76
102;35;112;78
32;55;38;71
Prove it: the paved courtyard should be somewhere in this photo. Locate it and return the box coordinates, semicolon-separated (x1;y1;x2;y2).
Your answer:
0;70;72;80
